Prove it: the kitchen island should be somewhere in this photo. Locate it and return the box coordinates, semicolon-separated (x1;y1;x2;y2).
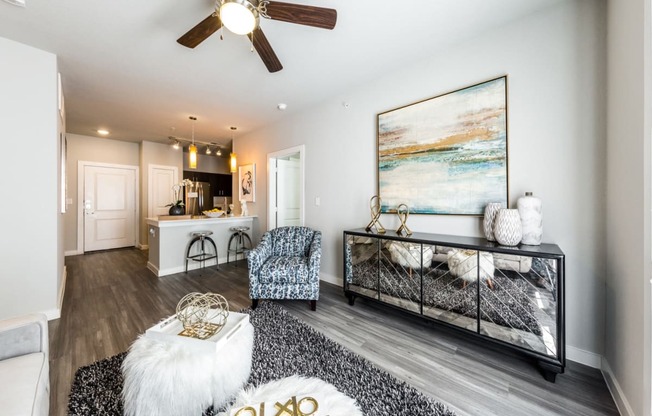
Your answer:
146;216;257;277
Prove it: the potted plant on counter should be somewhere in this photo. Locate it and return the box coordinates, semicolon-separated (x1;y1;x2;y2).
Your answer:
166;198;185;215
166;179;193;215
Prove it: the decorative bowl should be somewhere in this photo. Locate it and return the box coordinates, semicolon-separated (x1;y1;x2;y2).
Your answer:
203;211;225;218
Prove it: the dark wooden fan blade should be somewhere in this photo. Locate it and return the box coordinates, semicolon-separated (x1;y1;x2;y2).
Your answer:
248;27;283;73
265;1;337;30
177;13;221;48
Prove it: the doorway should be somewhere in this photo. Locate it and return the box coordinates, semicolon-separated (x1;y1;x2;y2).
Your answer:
268;145;305;230
148;164;178;218
78;162;138;252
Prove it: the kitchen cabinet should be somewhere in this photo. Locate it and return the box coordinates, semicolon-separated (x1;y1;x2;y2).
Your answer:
183;171;232;197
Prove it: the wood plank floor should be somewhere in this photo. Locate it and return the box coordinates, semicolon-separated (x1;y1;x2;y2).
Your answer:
49;248;618;416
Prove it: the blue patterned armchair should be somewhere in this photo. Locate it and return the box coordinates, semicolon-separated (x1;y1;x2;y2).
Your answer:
247;226;322;311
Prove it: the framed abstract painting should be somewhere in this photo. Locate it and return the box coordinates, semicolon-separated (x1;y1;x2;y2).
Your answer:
377;76;508;215
238;163;256;203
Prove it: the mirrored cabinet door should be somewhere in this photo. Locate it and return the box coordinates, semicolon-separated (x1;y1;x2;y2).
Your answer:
343;229;565;381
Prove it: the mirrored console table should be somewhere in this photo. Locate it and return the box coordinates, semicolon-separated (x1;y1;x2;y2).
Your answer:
343;228;565;382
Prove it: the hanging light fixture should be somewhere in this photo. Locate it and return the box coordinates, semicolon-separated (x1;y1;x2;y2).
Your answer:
172;139;180;150
229;126;237;173
189;116;198;169
205;145;212;155
230;152;237;173
216;147;222;157
220;0;259;35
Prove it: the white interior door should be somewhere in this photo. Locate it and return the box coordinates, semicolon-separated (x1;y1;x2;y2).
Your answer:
267;145;305;231
148;165;178;218
84;165;136;252
277;158;301;227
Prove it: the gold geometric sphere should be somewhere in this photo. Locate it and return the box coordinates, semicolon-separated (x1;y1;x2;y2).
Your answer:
176;292;229;339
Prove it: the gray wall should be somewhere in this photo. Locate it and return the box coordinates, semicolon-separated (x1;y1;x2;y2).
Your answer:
604;0;652;414
65;137;189;252
234;0;607;367
64;134;140;253
0;37;61;319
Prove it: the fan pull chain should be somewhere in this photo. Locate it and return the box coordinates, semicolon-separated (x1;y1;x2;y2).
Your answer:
250;31;254;53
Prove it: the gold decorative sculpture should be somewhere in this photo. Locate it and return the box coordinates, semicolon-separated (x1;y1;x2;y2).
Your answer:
365;195;386;234
176;292;229;339
396;203;412;236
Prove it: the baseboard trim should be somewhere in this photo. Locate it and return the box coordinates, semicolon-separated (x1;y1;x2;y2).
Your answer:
566;345;602;368
65;249;83;256
147;261;161;277
58;265;67;311
43;308;61;320
151;258;235;277
602;357;635;416
319;272;343;287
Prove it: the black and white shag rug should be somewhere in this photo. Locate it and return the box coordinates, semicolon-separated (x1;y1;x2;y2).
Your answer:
350;252;542;335
68;302;455;416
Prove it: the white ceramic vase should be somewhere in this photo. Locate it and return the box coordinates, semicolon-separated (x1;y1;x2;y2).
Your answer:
493;209;522;246
483;203;503;241
517;192;542;245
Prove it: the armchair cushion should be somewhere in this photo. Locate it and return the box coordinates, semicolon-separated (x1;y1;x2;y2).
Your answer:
0;353;49;416
248;226;322;303
260;256;310;284
0;314;48;361
269;226;315;257
0;313;49;416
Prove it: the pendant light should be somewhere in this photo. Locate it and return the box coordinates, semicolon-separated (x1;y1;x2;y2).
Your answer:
229;126;237;173
189;116;198;169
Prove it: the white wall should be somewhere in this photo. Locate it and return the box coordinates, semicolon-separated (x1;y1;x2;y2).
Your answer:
64;134;140;253
235;0;607;364
604;0;652;414
0;37;61;319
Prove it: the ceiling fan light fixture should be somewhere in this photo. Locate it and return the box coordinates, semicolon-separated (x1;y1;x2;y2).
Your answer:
2;0;26;7
220;0;258;35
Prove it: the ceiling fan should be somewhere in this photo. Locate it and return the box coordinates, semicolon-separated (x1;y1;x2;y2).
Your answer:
177;0;337;73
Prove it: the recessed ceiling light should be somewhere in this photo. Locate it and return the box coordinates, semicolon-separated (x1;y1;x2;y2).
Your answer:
3;0;26;7
277;103;287;111
97;129;110;135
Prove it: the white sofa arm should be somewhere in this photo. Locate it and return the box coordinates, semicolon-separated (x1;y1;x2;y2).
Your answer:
0;313;48;361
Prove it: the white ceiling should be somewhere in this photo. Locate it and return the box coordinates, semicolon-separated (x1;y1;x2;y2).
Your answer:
0;0;563;147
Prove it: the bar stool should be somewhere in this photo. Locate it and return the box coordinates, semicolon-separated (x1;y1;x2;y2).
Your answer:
185;231;219;273
227;226;252;266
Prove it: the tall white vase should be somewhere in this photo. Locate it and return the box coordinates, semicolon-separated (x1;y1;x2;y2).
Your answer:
494;209;522;246
483;202;503;241
517;192;542;245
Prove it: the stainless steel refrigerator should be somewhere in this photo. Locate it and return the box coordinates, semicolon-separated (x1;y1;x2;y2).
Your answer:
184;181;213;216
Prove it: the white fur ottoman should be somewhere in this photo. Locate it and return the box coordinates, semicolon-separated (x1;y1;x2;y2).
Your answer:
387;242;434;273
447;249;495;289
122;321;254;416
219;375;362;416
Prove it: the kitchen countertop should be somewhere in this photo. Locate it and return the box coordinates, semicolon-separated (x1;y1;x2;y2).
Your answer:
146;215;257;228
